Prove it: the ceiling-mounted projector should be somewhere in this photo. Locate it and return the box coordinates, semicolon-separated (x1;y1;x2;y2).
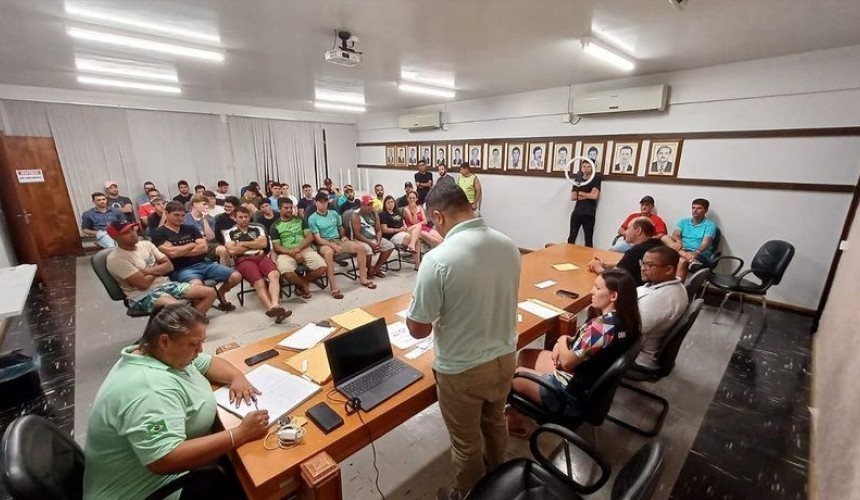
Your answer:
325;30;362;67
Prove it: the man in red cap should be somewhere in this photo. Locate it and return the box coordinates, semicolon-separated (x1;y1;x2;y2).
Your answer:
352;194;395;279
105;220;217;314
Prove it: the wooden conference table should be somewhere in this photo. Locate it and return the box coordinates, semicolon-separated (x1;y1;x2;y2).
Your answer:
216;244;619;499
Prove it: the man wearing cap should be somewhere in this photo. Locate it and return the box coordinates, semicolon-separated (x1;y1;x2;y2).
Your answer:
610;196;669;252
82;192;125;248
352;195;396;279
105;220;217;314
104;182;135;222
396;182;414;209
151;201;241;312
336;185;361;215
589;217;664;286
308;191;375;299
270;197;328;299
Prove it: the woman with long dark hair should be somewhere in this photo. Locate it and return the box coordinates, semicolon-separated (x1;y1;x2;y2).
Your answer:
379;195;423;269
507;268;641;435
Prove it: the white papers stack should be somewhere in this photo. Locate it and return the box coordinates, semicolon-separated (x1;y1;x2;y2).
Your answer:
405;336;434;360
214;364;321;422
534;280;557;289
276;323;337;350
518;300;562;320
387;321;421;350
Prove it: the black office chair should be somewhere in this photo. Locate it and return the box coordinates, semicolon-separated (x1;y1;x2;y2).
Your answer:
467;424;665;500
684;268;711;301
91;249;149;317
1;415;227;500
605;299;703;437
706;240;795;328
507;336;644;434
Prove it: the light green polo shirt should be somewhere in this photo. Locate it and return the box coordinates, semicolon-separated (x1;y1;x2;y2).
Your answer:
83;347;217;500
407;217;521;374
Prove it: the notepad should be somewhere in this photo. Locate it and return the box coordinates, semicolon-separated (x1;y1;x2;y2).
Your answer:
534;280;557;289
552;263;579;271
330;308;378;330
518;299;564;320
387;321;420;350
214;364;321;422
276;323;337;350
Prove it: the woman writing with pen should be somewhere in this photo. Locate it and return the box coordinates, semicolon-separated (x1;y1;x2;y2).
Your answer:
83;303;269;499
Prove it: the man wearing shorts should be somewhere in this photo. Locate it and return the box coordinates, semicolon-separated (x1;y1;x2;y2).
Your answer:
151;201;241;311
105;220;216;314
270;198;327;300
351;195;395;279
308;191;375;299
225;207;292;323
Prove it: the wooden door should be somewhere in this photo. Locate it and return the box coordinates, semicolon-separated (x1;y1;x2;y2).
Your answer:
0;135;81;259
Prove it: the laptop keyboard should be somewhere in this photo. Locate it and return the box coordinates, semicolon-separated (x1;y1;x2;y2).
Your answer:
342;359;410;395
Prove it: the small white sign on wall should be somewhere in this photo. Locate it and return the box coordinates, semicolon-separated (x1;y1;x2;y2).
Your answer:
16;169;44;183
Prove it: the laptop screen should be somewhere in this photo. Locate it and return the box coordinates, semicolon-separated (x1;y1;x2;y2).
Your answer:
325;318;393;385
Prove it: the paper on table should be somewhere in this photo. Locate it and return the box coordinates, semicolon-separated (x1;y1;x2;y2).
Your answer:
387;321;420;350
330;308;377;330
534;280;557;289
552;263;579;271
395;309;409;320
276;323;336;350
214;364;321;422
518;299;562;320
405;336;434;360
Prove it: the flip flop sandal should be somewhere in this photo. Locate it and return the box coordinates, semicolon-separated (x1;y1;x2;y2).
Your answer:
275;309;293;324
214;301;236;312
266;306;286;318
298;288;312;300
374;270;386;278
361;281;377;289
331;290;344;299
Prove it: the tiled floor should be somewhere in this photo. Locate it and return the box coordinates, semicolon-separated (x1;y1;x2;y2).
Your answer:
0;256;811;500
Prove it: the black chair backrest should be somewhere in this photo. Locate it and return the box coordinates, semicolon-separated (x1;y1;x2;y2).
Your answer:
584;335;644;426
654;299;704;378
711;227;722;254
685;268;710;301
611;441;665;500
91;248;126;302
751;240;795;286
1;415;84;500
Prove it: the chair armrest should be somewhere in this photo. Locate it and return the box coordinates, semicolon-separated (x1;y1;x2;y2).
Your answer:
529;423;611;495
511;371;570;415
144;464;225;500
736;268;773;291
711;255;744;275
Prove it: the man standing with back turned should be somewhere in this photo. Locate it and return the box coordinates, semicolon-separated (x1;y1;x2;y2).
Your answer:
406;184;521;500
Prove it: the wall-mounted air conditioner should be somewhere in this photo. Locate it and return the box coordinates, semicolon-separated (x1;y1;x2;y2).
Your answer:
573;85;668;116
398;112;442;131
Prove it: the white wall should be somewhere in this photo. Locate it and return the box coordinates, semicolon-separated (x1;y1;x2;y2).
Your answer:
0;204;16;268
356;45;860;310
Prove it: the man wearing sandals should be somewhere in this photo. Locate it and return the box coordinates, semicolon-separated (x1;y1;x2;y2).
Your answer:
270;197;328;299
224;207;292;323
308;191;376;299
150;201;241;313
352;195;395;280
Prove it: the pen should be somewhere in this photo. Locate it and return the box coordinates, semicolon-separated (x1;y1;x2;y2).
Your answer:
252;396;259;411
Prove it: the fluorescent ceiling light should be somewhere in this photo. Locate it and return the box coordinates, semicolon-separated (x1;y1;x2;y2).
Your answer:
398;82;456;99
581;37;635;71
75;57;179;82
78;75;181;94
65;3;220;44
67;27;224;62
314;89;365;105
314;101;366;113
400;70;456;90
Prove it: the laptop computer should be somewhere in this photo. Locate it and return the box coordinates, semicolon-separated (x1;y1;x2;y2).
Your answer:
324;317;423;411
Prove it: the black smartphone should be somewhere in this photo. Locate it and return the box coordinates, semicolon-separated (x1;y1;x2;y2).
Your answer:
244;349;278;366
306;402;344;434
556;289;580;300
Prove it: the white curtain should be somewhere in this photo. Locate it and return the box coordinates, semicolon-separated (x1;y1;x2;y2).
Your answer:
323;123;359;191
227;116;322;191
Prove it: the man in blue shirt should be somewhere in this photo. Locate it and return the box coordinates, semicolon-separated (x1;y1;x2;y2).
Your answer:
662;198;717;280
81;192;124;248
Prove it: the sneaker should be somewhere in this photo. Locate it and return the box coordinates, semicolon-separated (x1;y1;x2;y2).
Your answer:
436;487;463;500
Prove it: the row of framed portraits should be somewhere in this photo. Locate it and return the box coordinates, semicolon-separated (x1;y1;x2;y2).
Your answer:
383;138;684;177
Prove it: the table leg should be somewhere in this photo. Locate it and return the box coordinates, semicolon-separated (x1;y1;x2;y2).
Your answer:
300;452;342;500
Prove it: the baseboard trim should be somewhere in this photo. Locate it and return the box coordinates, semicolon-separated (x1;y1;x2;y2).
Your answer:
703;288;816;317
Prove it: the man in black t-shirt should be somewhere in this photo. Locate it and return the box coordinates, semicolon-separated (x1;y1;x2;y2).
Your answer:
146;197;168;238
173;180;193;205
151;201;241;310
213;196;240;244
414;161;433;205
568;161;602;247
588;218;662;286
297;183;316;218
104;181;135;222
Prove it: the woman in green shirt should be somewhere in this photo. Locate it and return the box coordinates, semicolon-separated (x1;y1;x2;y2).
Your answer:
458;163;482;214
83;304;269;499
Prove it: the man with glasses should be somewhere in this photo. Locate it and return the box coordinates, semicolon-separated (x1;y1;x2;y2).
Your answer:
151;201;241;311
635;245;688;368
589;217;662;286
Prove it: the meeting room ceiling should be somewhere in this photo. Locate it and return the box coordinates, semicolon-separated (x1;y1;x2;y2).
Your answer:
1;0;860;113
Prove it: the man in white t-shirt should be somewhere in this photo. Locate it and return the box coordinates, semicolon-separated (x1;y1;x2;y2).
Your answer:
104;220;216;314
636;245;689;368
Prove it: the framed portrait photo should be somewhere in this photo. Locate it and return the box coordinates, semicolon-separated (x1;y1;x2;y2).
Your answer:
609;141;640;175
448;143;466;167
551;142;574;172
419;145;432;165
406;145;419;167
465;143;483;169
505;142;525;171
395;146;407;166
646;140;683;177
485;143;504;170
385;146;395;166
527;142;548;172
433;144;448;166
580;141;606;172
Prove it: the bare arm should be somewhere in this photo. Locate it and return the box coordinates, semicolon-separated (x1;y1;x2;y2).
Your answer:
295;230;313;252
201;217;215;241
157;240;202;259
238;233;267;250
351;216;374;245
406;317;432;339
555;338;586;372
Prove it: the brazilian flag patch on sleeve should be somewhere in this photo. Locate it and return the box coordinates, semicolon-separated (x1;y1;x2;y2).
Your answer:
145;420;168;437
